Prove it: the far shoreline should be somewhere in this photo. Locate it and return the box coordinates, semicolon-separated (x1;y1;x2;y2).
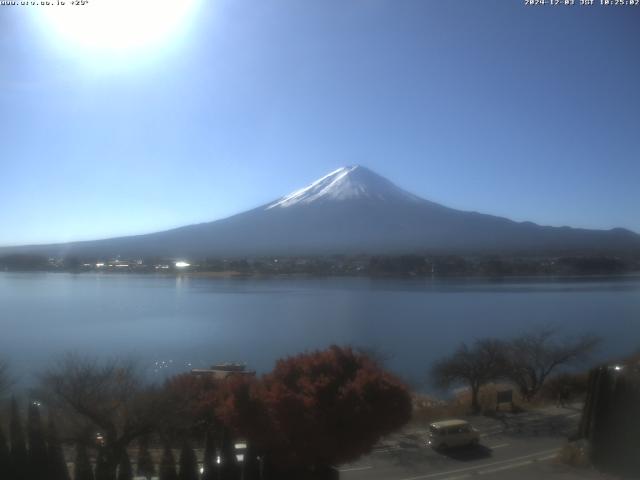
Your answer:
2;268;640;282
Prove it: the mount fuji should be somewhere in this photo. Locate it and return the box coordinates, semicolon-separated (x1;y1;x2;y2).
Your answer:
3;165;639;258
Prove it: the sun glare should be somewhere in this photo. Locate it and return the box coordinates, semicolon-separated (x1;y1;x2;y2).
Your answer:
36;0;200;55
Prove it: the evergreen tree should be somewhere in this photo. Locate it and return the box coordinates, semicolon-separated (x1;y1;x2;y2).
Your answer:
178;441;198;480
47;416;70;480
159;444;179;480
27;401;49;479
117;450;133;480
201;430;219;480
219;428;240;480
10;398;28;480
95;446;112;480
136;436;156;480
0;424;10;480
74;443;95;480
259;454;273;480
242;443;260;480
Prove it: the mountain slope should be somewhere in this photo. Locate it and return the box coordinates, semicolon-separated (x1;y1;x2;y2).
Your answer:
2;166;639;258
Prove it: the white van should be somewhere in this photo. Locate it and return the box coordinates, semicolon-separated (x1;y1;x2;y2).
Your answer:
427;419;480;449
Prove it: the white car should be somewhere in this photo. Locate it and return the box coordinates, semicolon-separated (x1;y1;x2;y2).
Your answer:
427;419;480;450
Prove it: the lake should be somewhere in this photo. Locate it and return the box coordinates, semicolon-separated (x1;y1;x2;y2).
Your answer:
1;272;639;388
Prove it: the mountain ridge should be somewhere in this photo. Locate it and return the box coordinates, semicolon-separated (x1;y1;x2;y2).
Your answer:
1;165;639;258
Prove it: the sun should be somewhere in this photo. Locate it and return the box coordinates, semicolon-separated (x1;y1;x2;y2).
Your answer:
35;0;201;55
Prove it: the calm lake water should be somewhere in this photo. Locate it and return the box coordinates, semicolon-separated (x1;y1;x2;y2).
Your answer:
1;272;639;388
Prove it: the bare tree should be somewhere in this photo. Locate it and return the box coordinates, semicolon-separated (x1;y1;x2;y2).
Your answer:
40;355;165;480
504;328;600;401
431;339;508;414
0;360;11;398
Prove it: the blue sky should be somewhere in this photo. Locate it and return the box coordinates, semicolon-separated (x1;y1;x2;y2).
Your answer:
1;0;639;246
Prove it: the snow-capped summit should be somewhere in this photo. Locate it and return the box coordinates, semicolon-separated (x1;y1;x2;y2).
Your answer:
266;165;422;209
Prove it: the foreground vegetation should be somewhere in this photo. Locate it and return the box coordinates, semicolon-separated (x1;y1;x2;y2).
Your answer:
0;329;626;480
0;346;412;480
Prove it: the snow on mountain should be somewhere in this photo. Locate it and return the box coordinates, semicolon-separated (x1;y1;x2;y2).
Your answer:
266;165;422;209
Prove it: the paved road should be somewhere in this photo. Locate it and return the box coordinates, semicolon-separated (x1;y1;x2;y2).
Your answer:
339;405;611;480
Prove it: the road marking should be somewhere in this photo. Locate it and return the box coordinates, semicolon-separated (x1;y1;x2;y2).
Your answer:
395;448;561;480
567;413;581;418
537;453;558;461
339;465;373;472
440;475;471;480
478;459;533;474
487;443;510;449
373;445;403;453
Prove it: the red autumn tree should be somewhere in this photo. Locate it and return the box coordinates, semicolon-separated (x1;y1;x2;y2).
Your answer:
219;346;412;471
163;373;223;433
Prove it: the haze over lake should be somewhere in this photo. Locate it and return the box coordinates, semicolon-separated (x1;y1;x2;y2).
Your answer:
1;272;638;388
